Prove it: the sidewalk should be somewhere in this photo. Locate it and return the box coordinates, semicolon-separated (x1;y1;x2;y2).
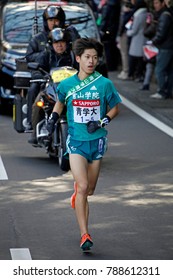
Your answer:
109;71;173;129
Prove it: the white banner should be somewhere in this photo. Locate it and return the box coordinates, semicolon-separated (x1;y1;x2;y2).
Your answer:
0;260;172;279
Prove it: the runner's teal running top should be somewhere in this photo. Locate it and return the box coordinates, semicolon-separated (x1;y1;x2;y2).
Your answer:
57;72;122;141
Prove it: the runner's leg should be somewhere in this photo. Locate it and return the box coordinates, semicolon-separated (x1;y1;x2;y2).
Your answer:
69;154;101;236
70;153;89;236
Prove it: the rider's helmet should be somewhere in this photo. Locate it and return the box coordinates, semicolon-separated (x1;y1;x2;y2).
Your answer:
49;28;71;44
43;5;66;27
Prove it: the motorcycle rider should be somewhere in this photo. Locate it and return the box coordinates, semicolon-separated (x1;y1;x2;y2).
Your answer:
28;27;78;145
25;5;80;132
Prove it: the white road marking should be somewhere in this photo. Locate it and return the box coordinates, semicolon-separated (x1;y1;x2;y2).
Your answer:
120;94;173;138
10;248;32;260
0;156;8;180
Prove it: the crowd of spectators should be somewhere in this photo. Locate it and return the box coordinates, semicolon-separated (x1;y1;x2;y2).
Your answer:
92;0;173;100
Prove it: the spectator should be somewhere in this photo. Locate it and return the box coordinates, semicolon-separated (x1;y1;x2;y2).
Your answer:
96;0;108;27
117;0;135;80
140;0;165;91
150;0;173;99
99;0;121;71
86;0;99;18
126;0;148;81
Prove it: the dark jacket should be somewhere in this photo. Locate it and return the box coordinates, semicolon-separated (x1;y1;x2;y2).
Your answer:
99;0;121;39
25;6;80;63
144;8;165;40
26;31;48;63
152;7;173;49
36;46;78;73
118;9;135;37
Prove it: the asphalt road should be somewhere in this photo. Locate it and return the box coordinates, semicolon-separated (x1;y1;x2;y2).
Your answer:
0;103;173;260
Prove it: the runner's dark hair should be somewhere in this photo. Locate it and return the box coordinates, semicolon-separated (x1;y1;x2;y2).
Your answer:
72;38;103;57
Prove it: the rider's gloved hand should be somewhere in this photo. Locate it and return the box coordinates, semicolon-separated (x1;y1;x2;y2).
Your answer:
46;112;59;135
87;115;111;133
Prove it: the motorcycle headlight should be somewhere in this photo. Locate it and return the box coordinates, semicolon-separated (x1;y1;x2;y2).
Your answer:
36;100;44;107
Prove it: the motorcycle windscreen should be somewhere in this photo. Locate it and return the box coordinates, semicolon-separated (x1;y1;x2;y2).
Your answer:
50;67;77;83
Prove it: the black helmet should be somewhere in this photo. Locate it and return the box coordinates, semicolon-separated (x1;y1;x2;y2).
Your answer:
49;28;71;43
43;6;66;26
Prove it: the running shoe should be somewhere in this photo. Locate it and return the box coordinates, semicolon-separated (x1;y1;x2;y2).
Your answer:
150;92;163;99
80;233;93;251
71;182;77;209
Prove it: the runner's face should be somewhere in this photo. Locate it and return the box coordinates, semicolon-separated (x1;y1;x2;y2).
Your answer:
76;49;99;75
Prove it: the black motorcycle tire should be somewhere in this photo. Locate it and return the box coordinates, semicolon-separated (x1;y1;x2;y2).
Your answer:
58;122;70;172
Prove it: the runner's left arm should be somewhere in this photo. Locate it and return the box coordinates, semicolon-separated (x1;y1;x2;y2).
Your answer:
106;104;120;120
53;100;64;116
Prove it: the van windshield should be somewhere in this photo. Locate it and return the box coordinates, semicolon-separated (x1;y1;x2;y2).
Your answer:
4;5;43;43
3;3;99;44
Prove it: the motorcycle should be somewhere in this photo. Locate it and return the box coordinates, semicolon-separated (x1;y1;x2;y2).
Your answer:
14;62;77;171
30;63;77;171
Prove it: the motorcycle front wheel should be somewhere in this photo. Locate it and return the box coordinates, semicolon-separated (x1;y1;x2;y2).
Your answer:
58;122;70;172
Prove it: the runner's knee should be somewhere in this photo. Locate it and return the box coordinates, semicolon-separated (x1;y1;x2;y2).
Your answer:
77;183;88;196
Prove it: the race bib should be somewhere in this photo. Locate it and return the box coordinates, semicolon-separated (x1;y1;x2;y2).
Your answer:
72;99;100;123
